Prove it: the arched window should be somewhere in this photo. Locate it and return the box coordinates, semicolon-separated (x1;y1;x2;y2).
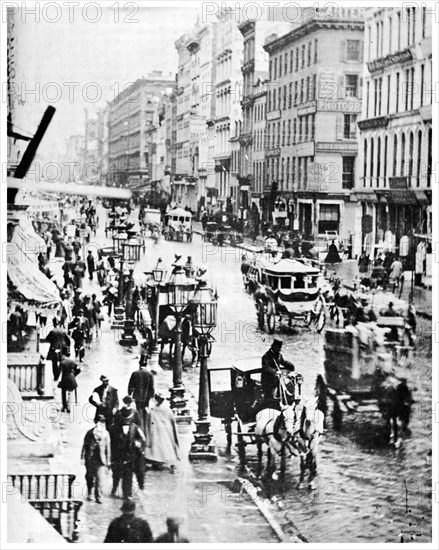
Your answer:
416;130;422;187
363;138;368;187
370;137;374;186
400;132;406;176
377;136;381;186
393;134;398;176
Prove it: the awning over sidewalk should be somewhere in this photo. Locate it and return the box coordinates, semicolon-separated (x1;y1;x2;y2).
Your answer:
7;222;60;310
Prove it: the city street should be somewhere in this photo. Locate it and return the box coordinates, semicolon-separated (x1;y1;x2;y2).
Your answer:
9;203;431;543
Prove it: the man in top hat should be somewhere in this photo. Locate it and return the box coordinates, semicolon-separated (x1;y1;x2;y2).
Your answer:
89;375;119;429
104;499;153;543
110;401;146;499
127;358;155;430
261;338;295;399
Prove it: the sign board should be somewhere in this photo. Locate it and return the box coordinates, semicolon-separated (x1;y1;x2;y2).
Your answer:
388;176;408;189
362;215;373;234
297;141;315;157
297;102;317;116
317;99;361;112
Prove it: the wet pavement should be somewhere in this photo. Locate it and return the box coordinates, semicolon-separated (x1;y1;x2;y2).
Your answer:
10;204;432;543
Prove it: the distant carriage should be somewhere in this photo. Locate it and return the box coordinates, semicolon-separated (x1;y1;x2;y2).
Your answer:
254;259;327;333
165;208;193;242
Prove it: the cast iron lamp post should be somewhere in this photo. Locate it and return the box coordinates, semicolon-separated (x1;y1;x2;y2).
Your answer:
119;232;142;346
146;266;166;372
165;262;195;423
189;278;218;461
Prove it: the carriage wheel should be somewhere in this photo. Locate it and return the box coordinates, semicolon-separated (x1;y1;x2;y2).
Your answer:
332;397;343;431
316;309;326;333
236;419;246;466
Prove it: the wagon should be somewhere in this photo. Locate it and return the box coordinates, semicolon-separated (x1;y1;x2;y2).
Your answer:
255;259;327;333
315;325;414;442
208;358;303;465
203;222;218;243
165;208;192;242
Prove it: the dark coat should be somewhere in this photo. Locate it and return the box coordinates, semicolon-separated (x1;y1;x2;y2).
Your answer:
104;514;153;543
110;422;146;466
45;328;71;360
113;407;142;428
324;243;342;264
155;532;189;543
58;358;81;391
87;255;95;273
128;368;155;405
81;426;111;467
89;384;119;421
261;348;295;394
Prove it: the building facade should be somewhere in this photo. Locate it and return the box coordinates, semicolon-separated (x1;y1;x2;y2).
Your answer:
356;7;432;261
213;7;244;217
107;73;174;189
263;7;365;242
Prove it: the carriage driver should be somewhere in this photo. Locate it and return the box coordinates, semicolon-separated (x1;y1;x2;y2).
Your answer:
261;338;295;399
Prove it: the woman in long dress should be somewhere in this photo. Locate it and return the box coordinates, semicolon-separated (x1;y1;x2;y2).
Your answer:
144;393;180;470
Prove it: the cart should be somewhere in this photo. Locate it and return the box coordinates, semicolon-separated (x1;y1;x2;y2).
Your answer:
208;358;303;465
315;325;414;441
255;259;327;333
203;222;218;243
165;208;192;242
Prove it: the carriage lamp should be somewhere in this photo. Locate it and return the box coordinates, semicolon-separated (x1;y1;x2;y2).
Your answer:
166;264;195;423
152;268;165;283
114;231;128;255
189;279;218;461
122;233;141;263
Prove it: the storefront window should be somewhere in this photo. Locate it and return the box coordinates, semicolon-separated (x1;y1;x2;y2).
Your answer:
318;204;340;234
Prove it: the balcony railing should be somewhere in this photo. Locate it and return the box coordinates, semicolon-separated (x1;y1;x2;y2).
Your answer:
8;474;81;542
7;353;45;397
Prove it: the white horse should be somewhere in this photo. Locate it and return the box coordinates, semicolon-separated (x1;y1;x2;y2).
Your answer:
255;398;324;489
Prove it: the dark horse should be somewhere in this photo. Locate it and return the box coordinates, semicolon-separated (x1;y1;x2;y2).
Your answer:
374;368;414;447
158;315;199;366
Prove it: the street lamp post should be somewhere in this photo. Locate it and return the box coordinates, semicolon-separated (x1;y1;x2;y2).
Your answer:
147;267;166;372
165;263;194;423
189;279;218;461
111;231;129;330
119;233;142;346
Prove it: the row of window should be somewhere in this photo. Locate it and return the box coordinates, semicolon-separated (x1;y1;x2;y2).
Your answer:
368;7;428;61
362;128;432;188
266;115;316;148
269;39;318;81
266;155;355;191
366;63;429;119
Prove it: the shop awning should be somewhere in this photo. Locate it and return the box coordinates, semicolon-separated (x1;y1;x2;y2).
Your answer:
352;192;379;203
413;190;431;205
7;222;60;309
378;190;418;205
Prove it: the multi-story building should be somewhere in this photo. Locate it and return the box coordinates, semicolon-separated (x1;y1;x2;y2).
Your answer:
172;23;218;213
263;7;365;241
96;106;109;185
64;135;85;182
356;7;432;261
214;7;244;216
238;14;295;233
108;72;174;189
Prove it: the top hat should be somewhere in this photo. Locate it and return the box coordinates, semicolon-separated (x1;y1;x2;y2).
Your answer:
272;338;283;348
100;375;109;382
122;395;134;405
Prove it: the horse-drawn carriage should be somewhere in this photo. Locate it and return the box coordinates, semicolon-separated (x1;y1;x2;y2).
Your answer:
253;259;327;334
208;359;324;487
315;324;414;446
164;208;193;242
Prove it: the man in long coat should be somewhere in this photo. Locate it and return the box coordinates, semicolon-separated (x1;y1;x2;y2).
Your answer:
87;250;96;281
261;338;295;399
144;393;180;470
81;414;111;503
44;318;71;380
89;375;119;429
110;409;146;499
104;500;153;543
58;356;81;412
127;360;155;430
